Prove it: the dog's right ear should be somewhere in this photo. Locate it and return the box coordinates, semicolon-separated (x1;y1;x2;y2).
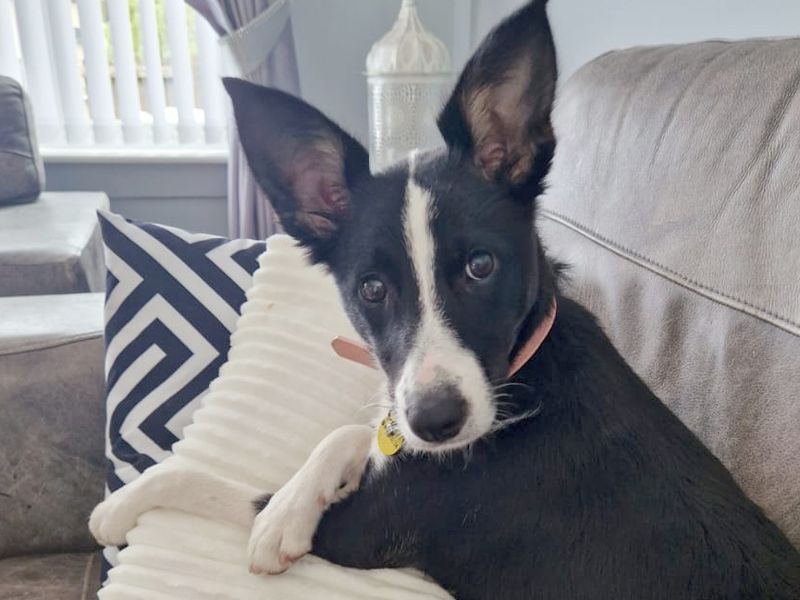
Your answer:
223;78;370;255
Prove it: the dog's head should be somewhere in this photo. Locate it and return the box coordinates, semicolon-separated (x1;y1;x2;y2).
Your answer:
224;0;557;453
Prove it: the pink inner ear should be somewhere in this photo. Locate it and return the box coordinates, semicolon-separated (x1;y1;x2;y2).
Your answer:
319;180;349;213
476;138;508;179
286;140;349;235
465;56;547;183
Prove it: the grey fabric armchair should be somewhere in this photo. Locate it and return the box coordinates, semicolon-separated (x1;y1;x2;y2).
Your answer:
0;78;107;598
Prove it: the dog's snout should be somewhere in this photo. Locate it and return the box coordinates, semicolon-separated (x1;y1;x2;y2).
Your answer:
406;386;467;442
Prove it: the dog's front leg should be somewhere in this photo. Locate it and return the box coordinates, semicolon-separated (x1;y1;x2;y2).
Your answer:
247;424;373;574
90;459;261;546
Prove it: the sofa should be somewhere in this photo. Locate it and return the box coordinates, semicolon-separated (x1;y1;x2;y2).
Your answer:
1;37;798;598
540;37;800;546
0;77;107;598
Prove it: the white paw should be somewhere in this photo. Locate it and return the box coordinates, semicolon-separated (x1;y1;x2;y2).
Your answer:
247;424;372;575
88;489;141;546
248;487;321;575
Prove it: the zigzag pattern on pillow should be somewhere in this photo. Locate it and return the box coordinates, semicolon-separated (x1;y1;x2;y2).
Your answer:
98;211;265;574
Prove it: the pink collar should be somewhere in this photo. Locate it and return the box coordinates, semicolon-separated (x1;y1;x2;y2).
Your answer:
332;299;557;378
507;299;557;377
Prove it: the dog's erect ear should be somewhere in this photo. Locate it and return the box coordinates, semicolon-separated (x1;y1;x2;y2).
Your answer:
438;0;556;188
223;78;370;252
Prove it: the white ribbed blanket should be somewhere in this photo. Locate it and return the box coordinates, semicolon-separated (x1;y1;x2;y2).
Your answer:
100;235;451;599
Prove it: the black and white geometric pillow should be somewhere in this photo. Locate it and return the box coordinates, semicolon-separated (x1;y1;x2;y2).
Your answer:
97;211;266;573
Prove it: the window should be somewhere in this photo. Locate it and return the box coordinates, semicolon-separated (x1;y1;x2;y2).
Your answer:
0;0;227;154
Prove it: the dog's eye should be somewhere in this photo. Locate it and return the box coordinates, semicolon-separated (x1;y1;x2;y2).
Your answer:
360;276;387;303
466;251;495;281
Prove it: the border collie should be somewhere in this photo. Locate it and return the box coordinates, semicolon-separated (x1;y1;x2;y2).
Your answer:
91;1;800;597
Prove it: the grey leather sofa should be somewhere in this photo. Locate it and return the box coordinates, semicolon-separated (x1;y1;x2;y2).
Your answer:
1;37;798;598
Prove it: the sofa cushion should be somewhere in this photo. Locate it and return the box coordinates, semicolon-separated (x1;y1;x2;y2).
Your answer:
97;211;265;572
98;236;450;600
0;293;105;558
0;192;109;296
541;38;800;546
0;552;102;600
0;75;44;206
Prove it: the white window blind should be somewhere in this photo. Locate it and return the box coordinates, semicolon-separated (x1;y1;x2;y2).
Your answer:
0;0;227;151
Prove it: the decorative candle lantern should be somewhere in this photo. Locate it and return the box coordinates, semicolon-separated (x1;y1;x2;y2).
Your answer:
366;0;452;173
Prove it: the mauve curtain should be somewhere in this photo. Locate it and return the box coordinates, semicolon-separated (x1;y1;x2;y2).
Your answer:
187;0;301;239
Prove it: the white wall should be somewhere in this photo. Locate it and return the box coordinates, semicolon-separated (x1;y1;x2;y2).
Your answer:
46;161;228;236
291;0;455;144
474;0;800;81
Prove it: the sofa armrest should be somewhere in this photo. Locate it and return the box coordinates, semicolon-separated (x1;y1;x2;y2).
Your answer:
0;293;105;558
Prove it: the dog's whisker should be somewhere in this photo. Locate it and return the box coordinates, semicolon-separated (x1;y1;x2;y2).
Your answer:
358;400;392;410
493;399;517;411
490;400;544;434
493;381;534;394
491;417;532;433
460;443;475;470
493;407;516;417
356;400;393;416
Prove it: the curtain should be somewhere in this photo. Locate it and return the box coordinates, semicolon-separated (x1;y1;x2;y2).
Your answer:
187;0;301;239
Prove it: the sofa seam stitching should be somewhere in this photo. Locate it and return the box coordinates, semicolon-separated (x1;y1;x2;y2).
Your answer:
0;148;36;160
14;84;36;162
540;209;800;337
80;551;98;600
0;332;103;357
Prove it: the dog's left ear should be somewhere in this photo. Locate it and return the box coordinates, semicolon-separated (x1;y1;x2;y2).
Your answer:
438;0;556;190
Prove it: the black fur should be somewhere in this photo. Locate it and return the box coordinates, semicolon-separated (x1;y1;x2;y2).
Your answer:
229;0;800;597
307;297;800;599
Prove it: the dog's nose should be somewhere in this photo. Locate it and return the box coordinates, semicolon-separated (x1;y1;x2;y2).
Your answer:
406;387;467;442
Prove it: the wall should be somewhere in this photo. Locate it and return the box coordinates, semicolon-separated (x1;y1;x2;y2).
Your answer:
45;159;228;236
291;0;456;145
474;0;800;81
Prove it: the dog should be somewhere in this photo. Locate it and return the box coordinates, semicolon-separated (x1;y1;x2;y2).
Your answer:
90;1;800;598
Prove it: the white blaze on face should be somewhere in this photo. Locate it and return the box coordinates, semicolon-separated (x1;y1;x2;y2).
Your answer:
396;152;496;451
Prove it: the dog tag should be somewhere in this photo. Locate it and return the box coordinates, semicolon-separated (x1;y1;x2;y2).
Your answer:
377;411;404;456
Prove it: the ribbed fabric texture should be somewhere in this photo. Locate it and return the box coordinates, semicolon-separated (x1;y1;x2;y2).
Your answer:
99;235;450;599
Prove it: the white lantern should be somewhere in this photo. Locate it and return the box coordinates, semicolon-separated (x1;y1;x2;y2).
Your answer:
366;0;452;173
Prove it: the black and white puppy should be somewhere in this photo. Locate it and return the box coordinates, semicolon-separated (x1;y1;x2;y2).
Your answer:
91;2;800;598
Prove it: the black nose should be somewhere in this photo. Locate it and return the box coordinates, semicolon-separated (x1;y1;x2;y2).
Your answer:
406;386;467;442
